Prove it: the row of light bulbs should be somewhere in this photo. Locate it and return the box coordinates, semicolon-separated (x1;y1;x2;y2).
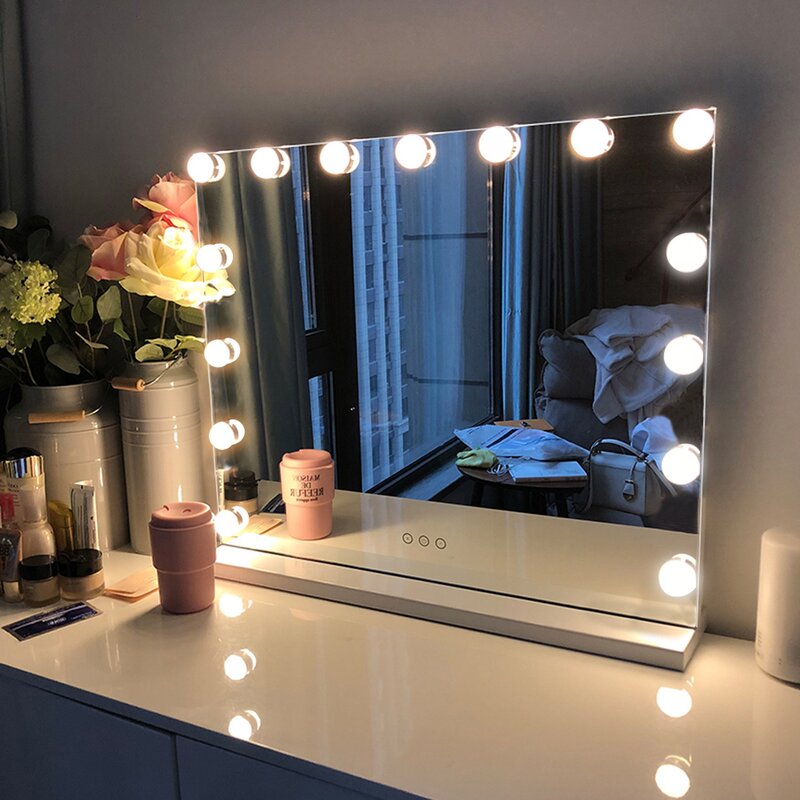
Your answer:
187;109;714;184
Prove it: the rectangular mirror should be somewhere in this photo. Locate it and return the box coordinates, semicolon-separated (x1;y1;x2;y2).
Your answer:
198;108;715;667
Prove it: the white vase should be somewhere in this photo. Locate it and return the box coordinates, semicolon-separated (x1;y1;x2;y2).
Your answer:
3;380;129;551
117;359;210;554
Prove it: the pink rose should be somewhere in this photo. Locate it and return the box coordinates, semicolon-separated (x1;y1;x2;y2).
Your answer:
79;222;143;282
133;172;198;235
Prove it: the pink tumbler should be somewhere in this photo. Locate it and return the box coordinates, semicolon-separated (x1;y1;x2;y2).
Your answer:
279;449;335;540
148;502;216;613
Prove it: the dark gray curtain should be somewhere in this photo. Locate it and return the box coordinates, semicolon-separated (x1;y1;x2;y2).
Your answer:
199;153;312;481
0;0;28;213
500;124;602;419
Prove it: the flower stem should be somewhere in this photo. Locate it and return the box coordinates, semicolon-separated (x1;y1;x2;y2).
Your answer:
159;300;170;339
21;351;38;386
126;292;140;349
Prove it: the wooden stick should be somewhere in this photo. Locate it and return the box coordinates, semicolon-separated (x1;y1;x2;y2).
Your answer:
28;411;87;424
111;377;146;392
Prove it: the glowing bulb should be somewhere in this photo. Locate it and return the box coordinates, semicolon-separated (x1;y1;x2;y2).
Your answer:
655;758;691;798
319;141;360;175
204;338;241;368
161;227;195;251
187;152;225;183
250;147;291;179
570;119;615;158
656;687;693;718
219;593;252;618
223;649;256;681
666;233;708;273
196;243;233;272
659;554;698;598
214;506;250;537
672;109;715;151
209;419;245;451
228;710;261;740
478;126;521;163
662;444;701;485
395;134;437;170
663;335;704;375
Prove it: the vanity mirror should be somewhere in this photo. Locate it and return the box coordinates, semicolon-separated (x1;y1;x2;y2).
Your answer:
197;108;715;669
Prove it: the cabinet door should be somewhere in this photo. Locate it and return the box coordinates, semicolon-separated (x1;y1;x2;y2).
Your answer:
176;737;382;799
0;675;180;799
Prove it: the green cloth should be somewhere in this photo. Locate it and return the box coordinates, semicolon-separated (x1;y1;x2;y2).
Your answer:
456;448;497;469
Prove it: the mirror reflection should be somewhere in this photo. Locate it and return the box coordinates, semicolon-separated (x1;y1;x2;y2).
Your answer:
199;109;713;541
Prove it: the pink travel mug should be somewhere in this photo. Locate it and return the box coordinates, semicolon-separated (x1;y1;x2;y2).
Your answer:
148;502;217;613
279;449;335;540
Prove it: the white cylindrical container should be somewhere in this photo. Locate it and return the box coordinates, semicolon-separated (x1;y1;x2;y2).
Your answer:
755;527;800;684
4;381;128;551
117;359;210;554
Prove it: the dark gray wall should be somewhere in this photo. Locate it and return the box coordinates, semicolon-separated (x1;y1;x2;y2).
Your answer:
22;0;800;639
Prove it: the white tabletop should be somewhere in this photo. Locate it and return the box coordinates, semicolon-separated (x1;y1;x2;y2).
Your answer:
1;550;798;800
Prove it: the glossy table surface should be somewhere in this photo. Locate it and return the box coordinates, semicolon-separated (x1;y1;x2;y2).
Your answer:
1;550;798;800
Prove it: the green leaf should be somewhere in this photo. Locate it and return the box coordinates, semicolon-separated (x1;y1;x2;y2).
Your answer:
71;295;94;324
75;331;108;351
14;323;46;351
134;343;165;362
146;337;177;350
177;306;205;326
27;228;50;261
0;210;17;230
97;285;122;322
146;297;167;317
46;343;81;375
59;284;81;305
175;335;205;353
113;317;130;341
55;245;91;287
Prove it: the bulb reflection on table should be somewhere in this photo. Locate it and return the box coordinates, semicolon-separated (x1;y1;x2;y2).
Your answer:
228;710;262;741
655;756;692;798
656;686;694;719
223;649;257;681
218;593;252;619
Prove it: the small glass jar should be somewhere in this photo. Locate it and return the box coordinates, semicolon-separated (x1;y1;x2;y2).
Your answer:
58;549;105;600
224;469;259;515
19;554;59;607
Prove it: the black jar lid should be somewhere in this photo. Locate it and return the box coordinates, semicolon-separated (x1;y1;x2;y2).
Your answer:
19;554;57;581
225;469;258;501
57;548;103;578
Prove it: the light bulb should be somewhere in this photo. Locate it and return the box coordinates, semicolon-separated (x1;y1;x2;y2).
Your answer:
655;758;691;798
228;710;261;741
196;243;233;272
209;419;245;451
250;146;291;179
204;338;241;368
656;687;693;719
662;444;701;485
658;554;698;598
218;593;252;618
187;152;226;183
319;141;360;175
666;232;708;273
663;335;704;375
672;109;715;151
478;126;521;163
223;649;256;681
161;226;195;252
395;134;437;169
214;506;250;537
570;119;615;158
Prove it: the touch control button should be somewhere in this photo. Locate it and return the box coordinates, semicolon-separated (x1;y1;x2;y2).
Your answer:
435;538;446;550
402;533;413;544
419;535;430;547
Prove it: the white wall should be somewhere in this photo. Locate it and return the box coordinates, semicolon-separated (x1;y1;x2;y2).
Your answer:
22;0;800;639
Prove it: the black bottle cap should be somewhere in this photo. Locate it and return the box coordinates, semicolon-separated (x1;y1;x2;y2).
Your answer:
225;469;258;501
57;549;103;578
19;554;57;581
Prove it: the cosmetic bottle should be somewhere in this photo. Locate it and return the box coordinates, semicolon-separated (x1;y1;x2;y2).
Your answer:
0;525;22;603
48;500;75;552
224;469;259;515
19;554;59;607
58;549;105;600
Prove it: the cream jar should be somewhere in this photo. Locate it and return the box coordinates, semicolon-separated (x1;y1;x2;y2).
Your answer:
58;549;105;600
19;554;59;607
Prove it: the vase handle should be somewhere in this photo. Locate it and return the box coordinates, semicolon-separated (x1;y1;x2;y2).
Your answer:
111;377;146;392
28;411;87;424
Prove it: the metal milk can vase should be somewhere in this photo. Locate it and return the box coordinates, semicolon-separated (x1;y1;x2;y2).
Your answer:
3;380;129;551
115;358;210;554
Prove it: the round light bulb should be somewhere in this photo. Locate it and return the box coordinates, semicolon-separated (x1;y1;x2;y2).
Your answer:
204;337;241;368
250;147;291;179
478;126;521;164
656;687;693;719
209;419;245;451
214;506;250;537
161;226;195;252
228;710;261;740
187;152;226;183
319;141;360;175
658;554;698;598
672;109;715;151
395;134;437;170
196;243;233;272
223;649;256;681
663;335;704;376
570;119;615;158
655;759;691;799
218;593;251;618
662;444;701;485
666;232;708;273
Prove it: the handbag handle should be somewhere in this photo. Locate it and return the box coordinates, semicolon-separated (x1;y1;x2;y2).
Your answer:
589;438;647;460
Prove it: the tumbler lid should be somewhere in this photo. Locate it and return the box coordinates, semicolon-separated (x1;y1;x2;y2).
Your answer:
280;449;333;470
150;502;213;529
